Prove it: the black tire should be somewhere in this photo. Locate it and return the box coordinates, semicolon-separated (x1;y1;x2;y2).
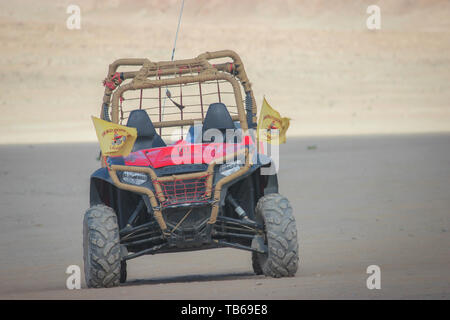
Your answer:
252;251;263;275
252;193;299;277
83;204;122;288
120;261;127;284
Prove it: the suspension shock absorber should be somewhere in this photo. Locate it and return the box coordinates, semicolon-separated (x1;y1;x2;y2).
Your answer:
226;194;248;220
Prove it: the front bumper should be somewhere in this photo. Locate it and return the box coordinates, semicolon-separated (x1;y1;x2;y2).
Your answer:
108;148;251;235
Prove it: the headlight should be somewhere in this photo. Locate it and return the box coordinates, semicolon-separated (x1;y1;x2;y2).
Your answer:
219;161;243;176
121;171;148;185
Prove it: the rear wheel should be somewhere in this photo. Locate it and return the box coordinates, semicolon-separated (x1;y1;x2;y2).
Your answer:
83;204;122;288
120;261;127;284
252;193;299;277
252;252;263;275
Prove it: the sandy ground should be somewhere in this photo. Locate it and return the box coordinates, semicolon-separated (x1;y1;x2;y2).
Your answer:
0;0;450;144
0;0;449;300
0;134;449;299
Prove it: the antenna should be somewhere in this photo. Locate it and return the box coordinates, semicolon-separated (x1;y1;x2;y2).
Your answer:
171;0;185;62
162;0;185;121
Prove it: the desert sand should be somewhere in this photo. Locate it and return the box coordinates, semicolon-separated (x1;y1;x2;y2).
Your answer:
0;135;449;299
0;0;449;300
0;0;450;144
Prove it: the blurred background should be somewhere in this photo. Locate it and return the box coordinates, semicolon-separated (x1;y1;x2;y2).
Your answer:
1;0;449;144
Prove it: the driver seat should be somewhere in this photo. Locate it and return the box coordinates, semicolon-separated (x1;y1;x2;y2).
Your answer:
126;110;166;151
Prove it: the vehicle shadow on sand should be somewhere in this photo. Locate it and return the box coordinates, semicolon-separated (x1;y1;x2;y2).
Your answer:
122;272;258;287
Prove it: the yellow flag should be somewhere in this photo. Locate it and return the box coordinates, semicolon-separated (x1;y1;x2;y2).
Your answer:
92;116;137;157
257;97;290;144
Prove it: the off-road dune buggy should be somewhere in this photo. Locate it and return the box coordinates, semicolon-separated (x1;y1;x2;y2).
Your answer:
84;50;299;287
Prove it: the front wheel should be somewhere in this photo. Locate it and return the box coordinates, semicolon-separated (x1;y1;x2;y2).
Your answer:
83;204;122;288
252;193;299;277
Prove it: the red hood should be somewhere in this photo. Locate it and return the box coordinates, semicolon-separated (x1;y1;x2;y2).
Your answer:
121;137;253;168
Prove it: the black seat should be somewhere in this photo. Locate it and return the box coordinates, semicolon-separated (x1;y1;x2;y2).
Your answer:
202;103;236;142
126;110;166;151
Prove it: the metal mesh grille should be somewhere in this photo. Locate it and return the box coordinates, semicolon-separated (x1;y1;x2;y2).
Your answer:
154;174;211;208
